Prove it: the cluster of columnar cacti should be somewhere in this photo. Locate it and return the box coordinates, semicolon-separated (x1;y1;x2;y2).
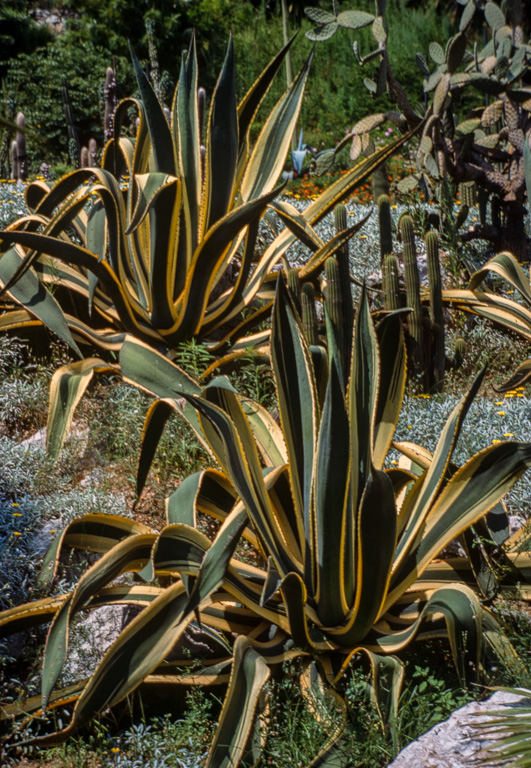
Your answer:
306;0;531;260
379;198;465;392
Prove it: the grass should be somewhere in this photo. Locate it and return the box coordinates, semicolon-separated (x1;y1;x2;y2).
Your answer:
2;179;531;766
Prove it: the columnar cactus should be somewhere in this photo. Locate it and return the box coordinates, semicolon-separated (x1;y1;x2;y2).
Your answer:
426;230;445;392
382;253;400;312
378;193;393;263
88;138;98;167
333;203;354;368
104;65;117;143
287;267;302;315
301;282;319;346
401;214;425;383
14;112;27;182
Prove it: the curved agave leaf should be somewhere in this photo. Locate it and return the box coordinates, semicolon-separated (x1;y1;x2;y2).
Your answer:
38;514;152;588
205;636;270;768
42;532;156;709
47;358;119;461
0;245;82;357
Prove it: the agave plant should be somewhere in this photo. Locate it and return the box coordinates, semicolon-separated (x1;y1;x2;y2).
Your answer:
442;251;531;391
2;279;531;765
0;35;415;459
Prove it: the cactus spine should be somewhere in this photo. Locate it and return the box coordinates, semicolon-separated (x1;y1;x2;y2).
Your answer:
426;230;445;392
378;194;393;263
401;214;425;384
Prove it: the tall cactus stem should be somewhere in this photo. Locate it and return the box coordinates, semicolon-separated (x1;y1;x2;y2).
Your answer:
325;256;346;372
333;203;354;367
88;138;98;167
382;254;401;311
426;230;445;392
104;65;117;143
11;139;18;182
301;282;319;346
452;337;466;369
287;268;302;316
378;194;393;263
15;112;27;182
401;214;425;384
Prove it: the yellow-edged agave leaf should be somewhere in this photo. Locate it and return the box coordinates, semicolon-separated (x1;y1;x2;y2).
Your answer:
38;514;152;587
271;278;318;569
387;441;531;610
469;251;531;304
373;313;407;468
392;370;485;572
205;636;271;768
240;48;313;204
47;358;119;461
0;244;82;357
42;533;157;709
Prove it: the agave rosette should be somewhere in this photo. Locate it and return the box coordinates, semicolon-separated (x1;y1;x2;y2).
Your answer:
3;281;531;765
0;35;415;358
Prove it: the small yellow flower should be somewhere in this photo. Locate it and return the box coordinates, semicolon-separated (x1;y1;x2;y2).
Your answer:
11;502;20;507
12;512;22;517
407;425;412;429
391;204;397;209
517;394;525;397
111;747;120;753
507;290;514;294
13;531;21;536
50;530;56;534
456;200;461;205
505;394;514;398
360;234;367;239
495;401;503;405
492;439;501;444
497;411;506;415
503;433;515;437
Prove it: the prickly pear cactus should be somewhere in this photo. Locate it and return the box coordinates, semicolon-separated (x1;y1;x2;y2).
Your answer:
305;0;531;260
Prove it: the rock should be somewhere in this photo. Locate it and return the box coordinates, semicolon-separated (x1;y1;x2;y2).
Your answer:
387;691;530;768
62;605;130;680
30;518;61;557
20;427;46;450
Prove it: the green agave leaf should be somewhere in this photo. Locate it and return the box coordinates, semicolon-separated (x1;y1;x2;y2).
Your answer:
203;35;238;234
0;231;147;341
205;636;271;768
47;358;118;462
38;514;152;588
373;313;407;469
389;441;531;606
314;352;350;626
137;399;175;497
184;387;293;575
42;533;156;710
393;369;485;570
129;43;176;176
271;278;318;577
469;252;531;306
240;49;313;204
166;468;237;527
0;245;82;357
